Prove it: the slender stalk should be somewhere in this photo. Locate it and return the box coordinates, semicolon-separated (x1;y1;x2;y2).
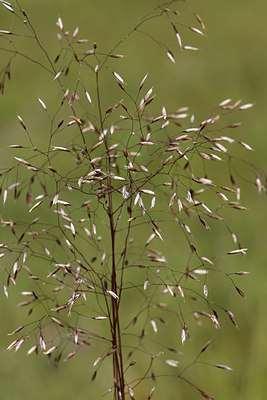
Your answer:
95;70;125;399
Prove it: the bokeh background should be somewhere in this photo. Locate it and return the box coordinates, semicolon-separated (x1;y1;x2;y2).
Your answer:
0;0;266;399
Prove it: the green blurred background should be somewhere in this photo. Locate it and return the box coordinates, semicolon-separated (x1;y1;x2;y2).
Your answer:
0;0;266;399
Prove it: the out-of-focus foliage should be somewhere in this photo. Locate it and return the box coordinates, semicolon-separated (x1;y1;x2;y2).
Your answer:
0;1;266;399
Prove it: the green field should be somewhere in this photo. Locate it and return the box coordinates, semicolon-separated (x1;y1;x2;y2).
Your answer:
0;1;266;399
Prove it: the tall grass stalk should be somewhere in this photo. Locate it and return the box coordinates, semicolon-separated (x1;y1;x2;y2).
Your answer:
0;1;265;399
